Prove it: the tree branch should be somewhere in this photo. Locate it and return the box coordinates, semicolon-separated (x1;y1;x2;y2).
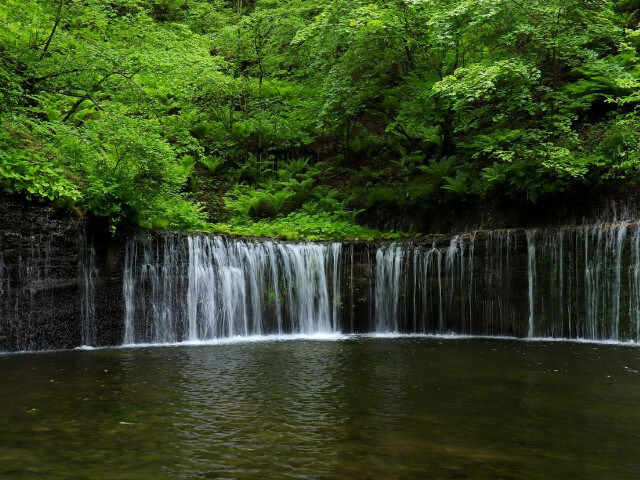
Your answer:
40;0;65;59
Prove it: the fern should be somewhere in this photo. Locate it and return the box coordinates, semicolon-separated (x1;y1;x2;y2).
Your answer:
418;158;455;182
199;156;225;174
441;174;469;197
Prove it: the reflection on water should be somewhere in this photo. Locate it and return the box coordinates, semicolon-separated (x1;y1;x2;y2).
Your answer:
1;337;640;479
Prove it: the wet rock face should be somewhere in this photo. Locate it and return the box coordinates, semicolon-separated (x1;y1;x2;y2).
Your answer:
85;234;127;348
0;198;82;351
0;197;125;351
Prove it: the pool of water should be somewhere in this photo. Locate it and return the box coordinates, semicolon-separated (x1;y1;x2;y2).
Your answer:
1;336;640;479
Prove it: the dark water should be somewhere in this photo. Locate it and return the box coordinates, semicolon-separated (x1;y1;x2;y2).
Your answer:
1;337;640;480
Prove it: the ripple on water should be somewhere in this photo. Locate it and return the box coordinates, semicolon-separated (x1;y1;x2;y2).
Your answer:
1;337;640;480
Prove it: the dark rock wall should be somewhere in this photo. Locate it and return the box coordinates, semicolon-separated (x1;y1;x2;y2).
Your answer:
0;197;125;351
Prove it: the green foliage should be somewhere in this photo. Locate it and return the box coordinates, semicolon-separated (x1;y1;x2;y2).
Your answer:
0;148;81;204
2;0;640;237
215;211;405;241
226;157;331;218
220;155;388;238
0;0;208;231
580;115;640;181
0;57;23;115
0;119;81;204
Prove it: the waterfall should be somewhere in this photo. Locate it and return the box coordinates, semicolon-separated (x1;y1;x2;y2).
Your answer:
527;230;536;338
374;243;402;332
114;222;640;344
526;222;639;340
123;235;189;344
331;243;341;332
631;228;640;340
372;231;521;336
123;240;137;345
6;215;640;352
369;223;640;341
78;232;98;346
122;235;342;344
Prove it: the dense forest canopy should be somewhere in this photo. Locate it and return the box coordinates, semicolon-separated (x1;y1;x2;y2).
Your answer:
2;0;640;238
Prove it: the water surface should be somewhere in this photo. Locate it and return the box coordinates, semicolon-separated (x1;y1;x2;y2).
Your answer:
1;337;639;479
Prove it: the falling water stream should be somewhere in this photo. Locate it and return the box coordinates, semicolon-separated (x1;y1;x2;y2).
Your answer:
122;235;342;344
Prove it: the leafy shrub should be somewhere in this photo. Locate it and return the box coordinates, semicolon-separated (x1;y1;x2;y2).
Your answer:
0;148;81;204
214;210;407;241
0;121;81;205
